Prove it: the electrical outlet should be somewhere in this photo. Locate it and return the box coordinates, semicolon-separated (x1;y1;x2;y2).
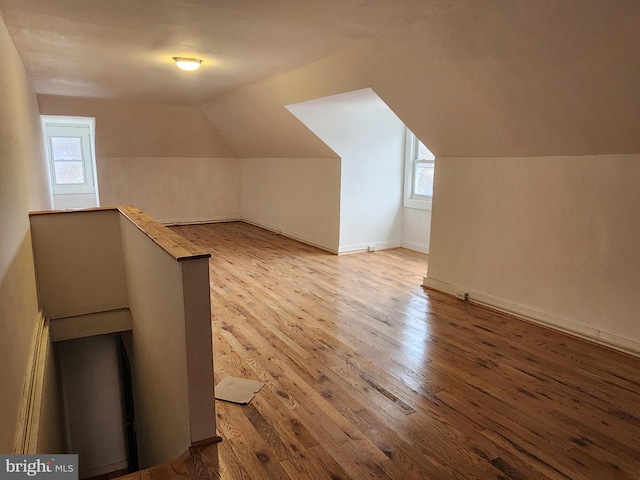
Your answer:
456;290;469;301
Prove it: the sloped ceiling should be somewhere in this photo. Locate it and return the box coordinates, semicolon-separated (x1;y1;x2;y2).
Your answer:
2;0;639;157
201;0;640;157
0;0;450;103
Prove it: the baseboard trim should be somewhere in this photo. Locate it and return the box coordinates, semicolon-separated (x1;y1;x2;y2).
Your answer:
162;216;241;227
166;217;411;257
240;218;339;254
400;240;429;254
13;312;49;453
337;241;402;255
423;276;640;357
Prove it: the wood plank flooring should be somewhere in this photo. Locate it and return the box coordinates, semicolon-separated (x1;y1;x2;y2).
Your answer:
120;222;640;480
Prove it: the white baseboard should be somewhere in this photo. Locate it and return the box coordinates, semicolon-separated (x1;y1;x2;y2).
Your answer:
161;215;241;226
400;240;429;254
240;217;339;254
165;217;414;258
338;241;402;254
423;276;640;357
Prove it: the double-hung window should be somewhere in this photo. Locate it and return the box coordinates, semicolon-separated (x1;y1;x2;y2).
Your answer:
404;129;435;210
42;117;97;196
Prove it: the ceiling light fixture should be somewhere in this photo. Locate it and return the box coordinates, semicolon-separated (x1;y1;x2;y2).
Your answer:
173;57;202;71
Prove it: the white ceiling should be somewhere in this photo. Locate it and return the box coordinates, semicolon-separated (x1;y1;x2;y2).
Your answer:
0;0;453;104
5;0;640;156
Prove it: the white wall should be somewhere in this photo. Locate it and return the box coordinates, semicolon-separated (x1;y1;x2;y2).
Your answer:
98;157;240;224
286;89;405;253
0;13;53;452
240;157;341;252
402;207;431;254
53;193;99;210
425;155;640;353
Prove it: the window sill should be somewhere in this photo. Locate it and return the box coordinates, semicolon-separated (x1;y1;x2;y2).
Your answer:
403;197;432;211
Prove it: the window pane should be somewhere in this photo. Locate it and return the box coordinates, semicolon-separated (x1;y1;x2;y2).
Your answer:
51;137;83;161
54;161;85;184
416;140;435;160
414;162;434;197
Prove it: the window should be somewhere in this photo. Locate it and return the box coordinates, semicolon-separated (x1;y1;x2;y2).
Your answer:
42;116;98;198
404;129;435;210
50;136;86;186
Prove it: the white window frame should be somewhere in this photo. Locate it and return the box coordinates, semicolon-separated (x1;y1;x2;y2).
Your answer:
403;129;435;210
41;116;99;202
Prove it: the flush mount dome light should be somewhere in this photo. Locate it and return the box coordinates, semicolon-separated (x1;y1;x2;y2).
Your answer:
173;57;202;71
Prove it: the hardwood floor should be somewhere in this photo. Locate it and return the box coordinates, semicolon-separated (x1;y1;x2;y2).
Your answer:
120;222;640;480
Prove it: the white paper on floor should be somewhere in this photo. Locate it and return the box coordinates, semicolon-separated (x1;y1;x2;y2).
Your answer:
215;376;265;404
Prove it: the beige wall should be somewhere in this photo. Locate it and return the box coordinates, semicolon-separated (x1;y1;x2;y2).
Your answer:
98;157;240;224
426;155;640;353
119;217;192;467
37;95;242;223
36;334;64;453
37;95;235;158
30;210;129;319
28;208;215;464
241;158;341;252
0;14;51;453
181;258;216;443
